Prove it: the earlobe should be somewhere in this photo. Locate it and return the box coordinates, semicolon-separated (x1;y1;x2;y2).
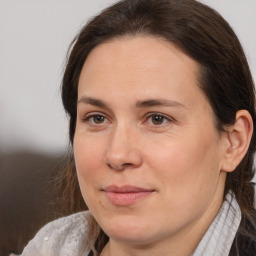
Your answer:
221;110;253;173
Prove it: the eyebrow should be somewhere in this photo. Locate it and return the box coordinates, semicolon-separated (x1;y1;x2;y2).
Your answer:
135;99;186;109
77;96;186;109
77;97;108;108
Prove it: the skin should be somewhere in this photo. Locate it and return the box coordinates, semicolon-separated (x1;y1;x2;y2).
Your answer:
73;36;235;256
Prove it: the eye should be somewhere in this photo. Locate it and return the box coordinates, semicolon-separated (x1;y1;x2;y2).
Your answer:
150;114;166;125
90;115;106;124
82;114;108;125
146;113;172;126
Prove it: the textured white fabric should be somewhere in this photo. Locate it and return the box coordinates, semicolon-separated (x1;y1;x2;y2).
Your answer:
18;193;241;256
18;211;91;256
192;193;241;256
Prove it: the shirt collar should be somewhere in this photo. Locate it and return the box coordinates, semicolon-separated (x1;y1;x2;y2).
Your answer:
192;192;241;256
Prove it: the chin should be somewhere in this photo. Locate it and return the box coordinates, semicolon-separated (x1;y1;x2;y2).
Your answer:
101;216;157;244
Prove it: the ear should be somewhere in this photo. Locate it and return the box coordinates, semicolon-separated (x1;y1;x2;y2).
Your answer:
221;110;253;172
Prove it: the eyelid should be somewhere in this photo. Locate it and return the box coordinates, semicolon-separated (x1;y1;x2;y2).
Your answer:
82;112;111;123
145;112;175;121
143;112;176;128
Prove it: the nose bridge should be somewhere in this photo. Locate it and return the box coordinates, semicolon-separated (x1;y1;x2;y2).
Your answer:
105;121;142;170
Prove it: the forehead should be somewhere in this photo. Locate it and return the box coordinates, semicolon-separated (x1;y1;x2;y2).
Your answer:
78;36;206;108
80;36;199;83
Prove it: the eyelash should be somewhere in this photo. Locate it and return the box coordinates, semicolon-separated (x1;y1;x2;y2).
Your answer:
144;112;174;127
82;113;109;125
81;112;174;127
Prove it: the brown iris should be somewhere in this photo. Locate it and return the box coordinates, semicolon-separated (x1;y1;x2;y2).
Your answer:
151;115;165;125
93;115;105;124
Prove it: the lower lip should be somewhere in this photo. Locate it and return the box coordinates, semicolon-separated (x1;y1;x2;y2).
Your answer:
105;191;153;206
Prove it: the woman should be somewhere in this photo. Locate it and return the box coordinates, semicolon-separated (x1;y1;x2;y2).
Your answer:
20;0;256;255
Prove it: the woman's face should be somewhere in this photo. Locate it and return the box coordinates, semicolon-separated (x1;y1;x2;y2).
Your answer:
74;36;228;248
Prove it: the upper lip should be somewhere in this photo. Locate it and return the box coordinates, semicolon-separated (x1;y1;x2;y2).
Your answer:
103;185;154;193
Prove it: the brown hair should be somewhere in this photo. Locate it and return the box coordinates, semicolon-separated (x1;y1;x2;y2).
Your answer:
60;0;256;254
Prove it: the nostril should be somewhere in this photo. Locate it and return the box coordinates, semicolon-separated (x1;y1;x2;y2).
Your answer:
106;162;133;171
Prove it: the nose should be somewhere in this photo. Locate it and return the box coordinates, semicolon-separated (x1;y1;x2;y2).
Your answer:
104;124;143;171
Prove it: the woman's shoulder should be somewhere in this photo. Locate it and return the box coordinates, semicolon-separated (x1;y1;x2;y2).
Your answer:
19;211;91;256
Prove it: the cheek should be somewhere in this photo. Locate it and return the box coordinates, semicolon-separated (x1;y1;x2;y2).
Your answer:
143;132;222;223
145;129;221;193
73;135;107;210
73;135;106;183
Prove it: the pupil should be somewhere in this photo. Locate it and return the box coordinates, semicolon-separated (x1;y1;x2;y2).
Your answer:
152;115;163;125
93;115;104;124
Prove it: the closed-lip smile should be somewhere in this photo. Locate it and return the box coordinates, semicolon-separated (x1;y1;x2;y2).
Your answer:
103;185;155;206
